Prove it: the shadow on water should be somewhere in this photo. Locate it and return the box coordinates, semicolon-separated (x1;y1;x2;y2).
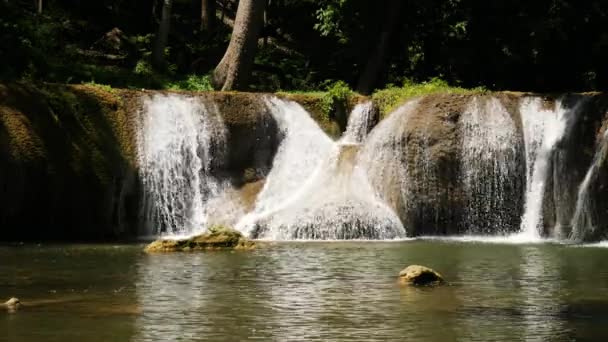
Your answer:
0;244;140;341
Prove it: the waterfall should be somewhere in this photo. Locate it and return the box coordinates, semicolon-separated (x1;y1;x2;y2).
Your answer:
517;98;572;240
136;94;228;237
236;97;335;237
460;97;521;234
569;129;608;241
132;91;607;242
237;97;405;240
342;101;373;143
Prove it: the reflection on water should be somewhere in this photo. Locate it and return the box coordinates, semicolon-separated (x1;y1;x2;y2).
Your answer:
3;242;608;341
519;246;565;340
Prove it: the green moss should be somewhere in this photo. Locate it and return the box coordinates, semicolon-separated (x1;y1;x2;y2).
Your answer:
276;88;366;138
82;81;117;94
144;225;255;253
372;78;487;118
0;105;46;161
277;92;341;137
23;83;137;185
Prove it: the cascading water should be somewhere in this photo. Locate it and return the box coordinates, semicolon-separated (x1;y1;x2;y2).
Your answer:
137;94;228;237
569;129;608;241
341;102;373;143
133;90;607;243
516;98;572;240
237;97;405;240
460;97;521;233
358;101;419;230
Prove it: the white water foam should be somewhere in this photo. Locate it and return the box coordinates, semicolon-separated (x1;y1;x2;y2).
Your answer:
576;241;608;248
136;94;229;237
237;97;405;240
419;235;560;245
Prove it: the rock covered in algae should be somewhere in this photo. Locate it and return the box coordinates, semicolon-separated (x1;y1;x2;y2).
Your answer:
144;226;254;253
398;265;444;286
2;297;21;312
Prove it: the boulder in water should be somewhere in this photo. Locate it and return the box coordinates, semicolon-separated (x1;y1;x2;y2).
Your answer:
398;265;444;286
2;297;21;312
144;226;254;253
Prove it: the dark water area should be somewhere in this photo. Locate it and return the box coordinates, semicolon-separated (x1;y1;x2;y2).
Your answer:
2;241;608;341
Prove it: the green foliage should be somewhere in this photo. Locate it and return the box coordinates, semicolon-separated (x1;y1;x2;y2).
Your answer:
167;74;213;91
134;60;154;76
82;81;116;94
372;78;487;117
321;80;353;115
314;0;349;43
1;0;607;92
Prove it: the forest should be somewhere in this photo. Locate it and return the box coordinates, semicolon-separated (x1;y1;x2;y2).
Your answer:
1;0;607;94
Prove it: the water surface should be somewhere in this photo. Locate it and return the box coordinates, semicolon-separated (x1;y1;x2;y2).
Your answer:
2;241;608;341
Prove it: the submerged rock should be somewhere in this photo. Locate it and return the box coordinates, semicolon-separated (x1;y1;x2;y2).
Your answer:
398;265;444;286
144;226;254;253
2;297;21;311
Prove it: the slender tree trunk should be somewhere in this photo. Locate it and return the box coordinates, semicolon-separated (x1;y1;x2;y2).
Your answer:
212;0;266;90
152;0;172;69
152;0;157;20
36;0;42;14
220;0;226;22
262;0;270;47
201;0;215;31
356;0;402;94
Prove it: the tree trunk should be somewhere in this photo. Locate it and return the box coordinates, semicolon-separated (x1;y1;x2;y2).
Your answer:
201;0;215;31
36;0;42;14
356;0;402;94
152;0;172;70
212;0;266;90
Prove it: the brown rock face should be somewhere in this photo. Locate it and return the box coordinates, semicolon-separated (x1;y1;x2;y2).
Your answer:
399;265;444;286
363;93;525;236
366;92;608;239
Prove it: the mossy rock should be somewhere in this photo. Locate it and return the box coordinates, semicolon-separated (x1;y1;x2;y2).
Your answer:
144;226;255;253
277;93;342;138
398;265;444;286
2;297;21;312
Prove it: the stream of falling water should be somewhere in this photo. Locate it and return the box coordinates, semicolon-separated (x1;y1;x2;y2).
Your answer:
341;101;373;143
569;129;608;241
460;97;521;234
237;98;405;240
135;93;606;242
136;94;228;237
515;98;576;241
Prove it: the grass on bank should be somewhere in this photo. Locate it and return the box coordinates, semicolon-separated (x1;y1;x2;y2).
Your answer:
82;77;486;121
372;78;487;117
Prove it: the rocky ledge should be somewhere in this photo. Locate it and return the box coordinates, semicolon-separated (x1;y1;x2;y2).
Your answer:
144;226;255;253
